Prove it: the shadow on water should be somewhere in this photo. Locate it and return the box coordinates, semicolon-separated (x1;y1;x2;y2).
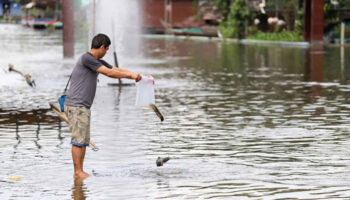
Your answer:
0;108;65;150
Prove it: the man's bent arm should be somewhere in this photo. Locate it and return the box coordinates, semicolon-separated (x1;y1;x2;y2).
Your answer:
96;65;140;80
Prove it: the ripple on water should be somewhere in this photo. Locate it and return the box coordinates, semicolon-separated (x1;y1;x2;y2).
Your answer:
1;24;350;199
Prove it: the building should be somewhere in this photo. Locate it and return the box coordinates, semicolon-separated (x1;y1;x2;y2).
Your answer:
142;0;200;33
142;0;219;36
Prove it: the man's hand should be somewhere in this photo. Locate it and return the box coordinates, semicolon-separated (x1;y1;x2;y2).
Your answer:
134;73;142;82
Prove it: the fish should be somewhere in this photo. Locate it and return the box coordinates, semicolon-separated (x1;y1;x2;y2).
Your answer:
150;104;164;122
156;157;170;167
8;64;36;88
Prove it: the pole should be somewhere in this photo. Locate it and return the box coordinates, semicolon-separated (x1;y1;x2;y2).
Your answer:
113;51;122;86
304;0;311;42
112;20;122;86
164;0;168;26
310;0;324;42
169;0;172;27
341;22;345;45
341;42;345;82
63;0;74;58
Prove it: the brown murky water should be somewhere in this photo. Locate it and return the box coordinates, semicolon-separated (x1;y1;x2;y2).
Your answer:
0;25;350;199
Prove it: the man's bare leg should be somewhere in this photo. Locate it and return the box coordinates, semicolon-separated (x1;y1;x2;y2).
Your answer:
72;145;89;179
81;146;86;170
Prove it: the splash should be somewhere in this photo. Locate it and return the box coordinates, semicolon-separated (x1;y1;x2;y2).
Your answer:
94;0;141;60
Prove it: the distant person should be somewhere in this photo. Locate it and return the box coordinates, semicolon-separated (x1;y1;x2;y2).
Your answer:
64;33;142;179
3;3;10;20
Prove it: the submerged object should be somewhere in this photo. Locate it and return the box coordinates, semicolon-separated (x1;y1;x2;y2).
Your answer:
8;176;21;181
156;157;170;167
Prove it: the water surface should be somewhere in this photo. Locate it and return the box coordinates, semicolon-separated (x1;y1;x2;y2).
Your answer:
0;25;350;199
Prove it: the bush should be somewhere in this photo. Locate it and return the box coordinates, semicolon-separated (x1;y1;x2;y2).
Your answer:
332;23;350;38
248;30;304;42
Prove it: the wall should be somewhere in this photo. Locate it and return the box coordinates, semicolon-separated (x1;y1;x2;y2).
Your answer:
170;0;197;27
142;0;198;31
142;0;165;29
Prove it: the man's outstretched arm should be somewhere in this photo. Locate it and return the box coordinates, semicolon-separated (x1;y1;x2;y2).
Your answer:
96;65;141;81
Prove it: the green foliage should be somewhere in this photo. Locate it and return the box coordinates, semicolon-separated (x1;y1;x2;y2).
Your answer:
248;30;304;42
324;0;347;23
200;0;350;41
10;0;29;4
265;0;298;10
212;0;231;21
219;22;235;38
219;0;254;39
296;8;303;27
332;23;350;38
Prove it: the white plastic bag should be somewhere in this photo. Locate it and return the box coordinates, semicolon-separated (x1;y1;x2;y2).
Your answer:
135;75;155;107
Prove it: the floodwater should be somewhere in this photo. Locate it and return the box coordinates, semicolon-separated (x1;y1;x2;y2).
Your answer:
0;24;350;199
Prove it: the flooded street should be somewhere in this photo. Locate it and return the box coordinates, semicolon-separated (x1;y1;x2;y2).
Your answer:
1;24;350;199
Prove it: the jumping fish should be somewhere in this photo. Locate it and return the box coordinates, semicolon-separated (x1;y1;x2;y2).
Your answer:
8;64;36;88
150;104;164;122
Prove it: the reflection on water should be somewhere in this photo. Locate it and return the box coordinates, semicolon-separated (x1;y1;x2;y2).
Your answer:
72;179;86;200
0;108;63;150
304;43;324;100
0;25;350;199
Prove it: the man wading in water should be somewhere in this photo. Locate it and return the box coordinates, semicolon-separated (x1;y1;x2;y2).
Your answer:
65;34;142;179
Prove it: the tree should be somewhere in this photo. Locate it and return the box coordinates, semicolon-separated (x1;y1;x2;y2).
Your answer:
220;0;253;38
212;0;232;21
324;0;347;23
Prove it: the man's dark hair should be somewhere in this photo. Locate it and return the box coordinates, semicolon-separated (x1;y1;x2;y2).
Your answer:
91;33;111;49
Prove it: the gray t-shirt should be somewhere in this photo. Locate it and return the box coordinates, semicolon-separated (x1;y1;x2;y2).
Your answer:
65;52;112;108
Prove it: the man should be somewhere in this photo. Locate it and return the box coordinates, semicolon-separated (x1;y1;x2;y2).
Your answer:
65;34;142;179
